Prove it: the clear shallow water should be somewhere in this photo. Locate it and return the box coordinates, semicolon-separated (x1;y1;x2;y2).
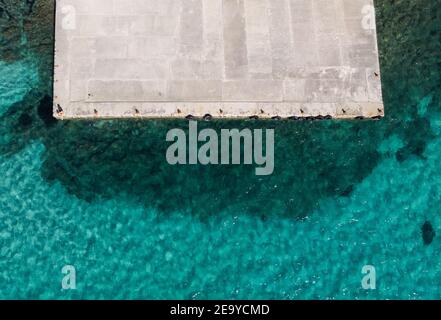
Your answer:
0;1;440;299
0;59;38;116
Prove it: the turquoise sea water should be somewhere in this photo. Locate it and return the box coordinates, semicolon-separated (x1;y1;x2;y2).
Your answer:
0;1;440;299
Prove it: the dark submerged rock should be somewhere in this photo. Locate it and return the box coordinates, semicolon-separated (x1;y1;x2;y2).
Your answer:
340;185;354;197
37;95;57;127
422;221;435;245
18;113;33;128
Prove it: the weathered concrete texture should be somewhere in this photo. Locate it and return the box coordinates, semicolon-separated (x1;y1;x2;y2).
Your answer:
53;0;384;119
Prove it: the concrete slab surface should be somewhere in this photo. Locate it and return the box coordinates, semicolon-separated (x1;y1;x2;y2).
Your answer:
53;0;384;119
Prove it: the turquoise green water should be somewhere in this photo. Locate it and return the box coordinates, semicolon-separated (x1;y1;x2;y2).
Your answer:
0;1;440;299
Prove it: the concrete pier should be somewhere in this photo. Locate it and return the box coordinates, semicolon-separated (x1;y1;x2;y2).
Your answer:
53;0;384;119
